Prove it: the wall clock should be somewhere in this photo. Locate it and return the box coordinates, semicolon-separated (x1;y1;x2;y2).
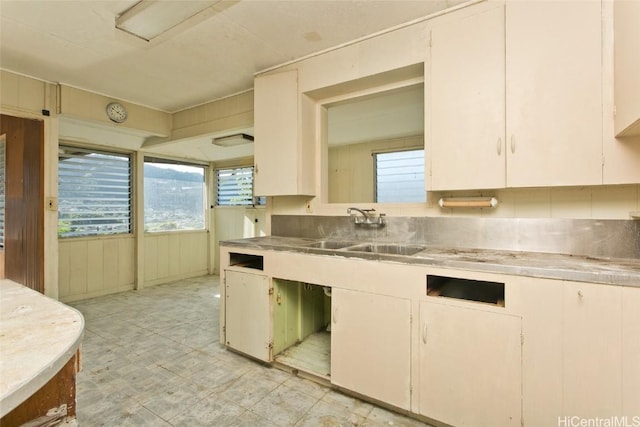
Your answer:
106;102;128;123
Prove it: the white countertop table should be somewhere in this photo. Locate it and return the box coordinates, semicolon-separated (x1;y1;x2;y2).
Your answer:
0;279;84;417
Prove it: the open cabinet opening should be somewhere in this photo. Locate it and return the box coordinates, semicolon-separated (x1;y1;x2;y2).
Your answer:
272;278;332;379
427;274;505;307
229;252;263;270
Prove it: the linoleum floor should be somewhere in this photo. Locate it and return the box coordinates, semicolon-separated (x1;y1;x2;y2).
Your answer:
70;275;430;426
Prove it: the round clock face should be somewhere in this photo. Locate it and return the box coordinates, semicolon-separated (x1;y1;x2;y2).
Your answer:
106;102;127;123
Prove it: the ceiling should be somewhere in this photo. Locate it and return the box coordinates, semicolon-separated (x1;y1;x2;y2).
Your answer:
1;0;462;161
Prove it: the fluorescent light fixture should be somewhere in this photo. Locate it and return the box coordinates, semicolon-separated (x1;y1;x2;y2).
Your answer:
116;0;219;42
212;133;254;147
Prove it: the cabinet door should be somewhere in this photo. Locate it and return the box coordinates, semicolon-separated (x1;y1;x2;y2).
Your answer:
429;5;506;191
614;0;640;137
225;270;272;362
254;69;312;196
505;1;602;187
419;302;522;427
563;281;622;416
622;286;640;414
508;276;563;426
331;289;411;410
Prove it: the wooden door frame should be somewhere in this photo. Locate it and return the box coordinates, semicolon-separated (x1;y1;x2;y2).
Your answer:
0;114;45;293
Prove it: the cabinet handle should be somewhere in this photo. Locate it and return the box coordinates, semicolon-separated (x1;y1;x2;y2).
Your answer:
254;163;259;174
497;137;502;155
333;305;338;324
510;135;516;154
422;323;428;344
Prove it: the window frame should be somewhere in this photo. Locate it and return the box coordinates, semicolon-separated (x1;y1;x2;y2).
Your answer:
143;156;208;233
58;144;133;239
215;165;265;207
373;147;426;203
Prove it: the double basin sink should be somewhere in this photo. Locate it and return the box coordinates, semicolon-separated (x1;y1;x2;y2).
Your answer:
301;240;426;256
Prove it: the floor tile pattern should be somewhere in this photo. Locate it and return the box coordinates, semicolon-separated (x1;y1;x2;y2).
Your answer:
70;276;431;426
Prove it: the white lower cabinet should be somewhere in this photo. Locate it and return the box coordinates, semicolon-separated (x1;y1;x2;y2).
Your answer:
418;301;523;427
221;248;637;425
509;276;564;426
224;270;272;362
331;288;412;410
622;286;640;415
562;281;623;417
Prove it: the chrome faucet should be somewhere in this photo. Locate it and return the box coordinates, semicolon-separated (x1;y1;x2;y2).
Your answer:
347;207;374;218
347;207;385;226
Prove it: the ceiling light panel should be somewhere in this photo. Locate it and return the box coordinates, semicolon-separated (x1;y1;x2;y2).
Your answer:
212;133;254;147
116;0;219;41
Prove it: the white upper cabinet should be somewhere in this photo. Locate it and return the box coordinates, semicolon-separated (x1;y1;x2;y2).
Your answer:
614;0;640;137
505;0;602;188
429;5;505;191
253;69;315;196
429;1;603;190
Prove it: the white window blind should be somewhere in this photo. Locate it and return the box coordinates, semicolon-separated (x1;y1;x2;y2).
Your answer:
375;149;425;203
216;167;263;206
58;146;132;237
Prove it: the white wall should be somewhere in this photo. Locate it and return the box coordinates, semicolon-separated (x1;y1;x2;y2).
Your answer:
271;185;640;221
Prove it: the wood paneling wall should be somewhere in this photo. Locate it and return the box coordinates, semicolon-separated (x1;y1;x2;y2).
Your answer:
59;231;210;302
58;236;135;302
1;114;44;293
144;231;208;286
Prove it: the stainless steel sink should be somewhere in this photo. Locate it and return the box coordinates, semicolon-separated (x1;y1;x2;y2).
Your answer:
343;243;426;256
302;240;356;250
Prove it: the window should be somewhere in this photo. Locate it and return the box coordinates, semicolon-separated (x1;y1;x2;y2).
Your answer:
58;146;132;237
144;158;205;232
0;137;5;248
375;149;425;203
216;166;264;206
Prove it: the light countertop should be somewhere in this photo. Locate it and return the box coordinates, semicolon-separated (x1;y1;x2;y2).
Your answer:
0;279;84;417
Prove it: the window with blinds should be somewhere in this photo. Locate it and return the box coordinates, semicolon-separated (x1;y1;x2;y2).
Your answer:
144;158;205;232
0;137;5;248
216;166;264;206
375;149;426;203
58;146;132;238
